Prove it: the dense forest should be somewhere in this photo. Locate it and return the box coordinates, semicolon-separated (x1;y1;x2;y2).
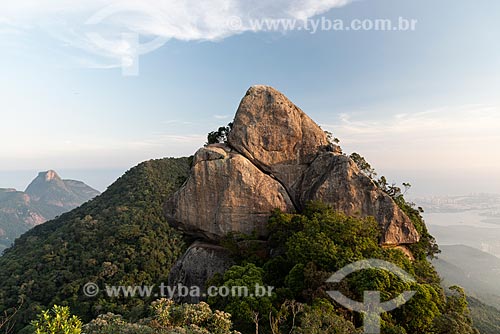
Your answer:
0;158;191;333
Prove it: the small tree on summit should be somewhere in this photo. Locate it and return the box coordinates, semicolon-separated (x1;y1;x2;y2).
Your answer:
206;122;233;145
324;131;340;145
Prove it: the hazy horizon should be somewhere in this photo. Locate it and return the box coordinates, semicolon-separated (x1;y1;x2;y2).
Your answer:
1;164;499;198
1;0;499;198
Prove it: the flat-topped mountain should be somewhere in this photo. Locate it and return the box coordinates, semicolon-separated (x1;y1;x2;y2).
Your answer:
167;85;420;246
0;170;100;252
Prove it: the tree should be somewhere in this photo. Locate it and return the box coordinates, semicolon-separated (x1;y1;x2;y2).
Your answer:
207;122;233;145
296;300;358;334
324;131;340;145
433;286;480;334
349;153;376;179
269;300;304;334
31;305;82;334
0;302;21;334
208;263;275;333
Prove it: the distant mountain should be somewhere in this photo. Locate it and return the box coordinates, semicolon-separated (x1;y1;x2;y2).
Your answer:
0;170;100;252
0;188;45;253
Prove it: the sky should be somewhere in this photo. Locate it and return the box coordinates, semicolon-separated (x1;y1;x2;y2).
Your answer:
0;0;499;196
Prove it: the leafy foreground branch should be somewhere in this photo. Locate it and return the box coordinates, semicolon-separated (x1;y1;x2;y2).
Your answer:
30;300;240;334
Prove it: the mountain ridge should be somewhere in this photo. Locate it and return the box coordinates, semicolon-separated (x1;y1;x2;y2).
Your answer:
432;244;500;308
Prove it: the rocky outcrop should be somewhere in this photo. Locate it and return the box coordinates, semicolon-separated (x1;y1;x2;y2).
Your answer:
166;85;419;246
165;144;295;240
168;242;235;303
297;153;420;245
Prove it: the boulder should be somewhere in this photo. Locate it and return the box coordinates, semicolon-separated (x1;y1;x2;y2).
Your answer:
168;242;235;303
165;144;295;240
297;153;420;245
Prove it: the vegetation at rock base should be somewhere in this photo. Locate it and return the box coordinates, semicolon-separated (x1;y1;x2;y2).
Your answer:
208;201;480;334
0;158;191;332
29;300;240;334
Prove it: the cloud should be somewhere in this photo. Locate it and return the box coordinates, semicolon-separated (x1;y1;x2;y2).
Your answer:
214;114;231;120
322;104;500;170
0;0;353;68
327;104;500;143
0;131;206;170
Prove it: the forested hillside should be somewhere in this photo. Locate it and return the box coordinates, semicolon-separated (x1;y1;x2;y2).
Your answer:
0;158;191;332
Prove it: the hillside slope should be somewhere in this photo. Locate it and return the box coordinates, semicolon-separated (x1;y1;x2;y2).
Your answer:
0;158;191;332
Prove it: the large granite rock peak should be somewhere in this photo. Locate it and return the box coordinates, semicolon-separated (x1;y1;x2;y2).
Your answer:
228;85;330;203
166;85;419;246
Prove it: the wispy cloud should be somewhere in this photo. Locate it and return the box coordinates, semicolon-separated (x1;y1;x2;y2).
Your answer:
0;0;353;68
162;120;194;125
327;104;500;143
0;131;206;170
323;104;500;170
214;114;231;120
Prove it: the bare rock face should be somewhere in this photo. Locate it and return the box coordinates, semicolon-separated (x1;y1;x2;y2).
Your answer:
165;144;295;240
297;153;420;245
228;85;329;201
166;85;419;247
168;242;235;303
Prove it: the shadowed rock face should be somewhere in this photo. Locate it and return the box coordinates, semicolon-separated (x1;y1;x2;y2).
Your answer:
166;85;419;246
168;242;235;303
297;153;420;245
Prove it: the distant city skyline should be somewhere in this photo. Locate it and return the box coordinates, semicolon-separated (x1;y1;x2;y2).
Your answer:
1;0;499;196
